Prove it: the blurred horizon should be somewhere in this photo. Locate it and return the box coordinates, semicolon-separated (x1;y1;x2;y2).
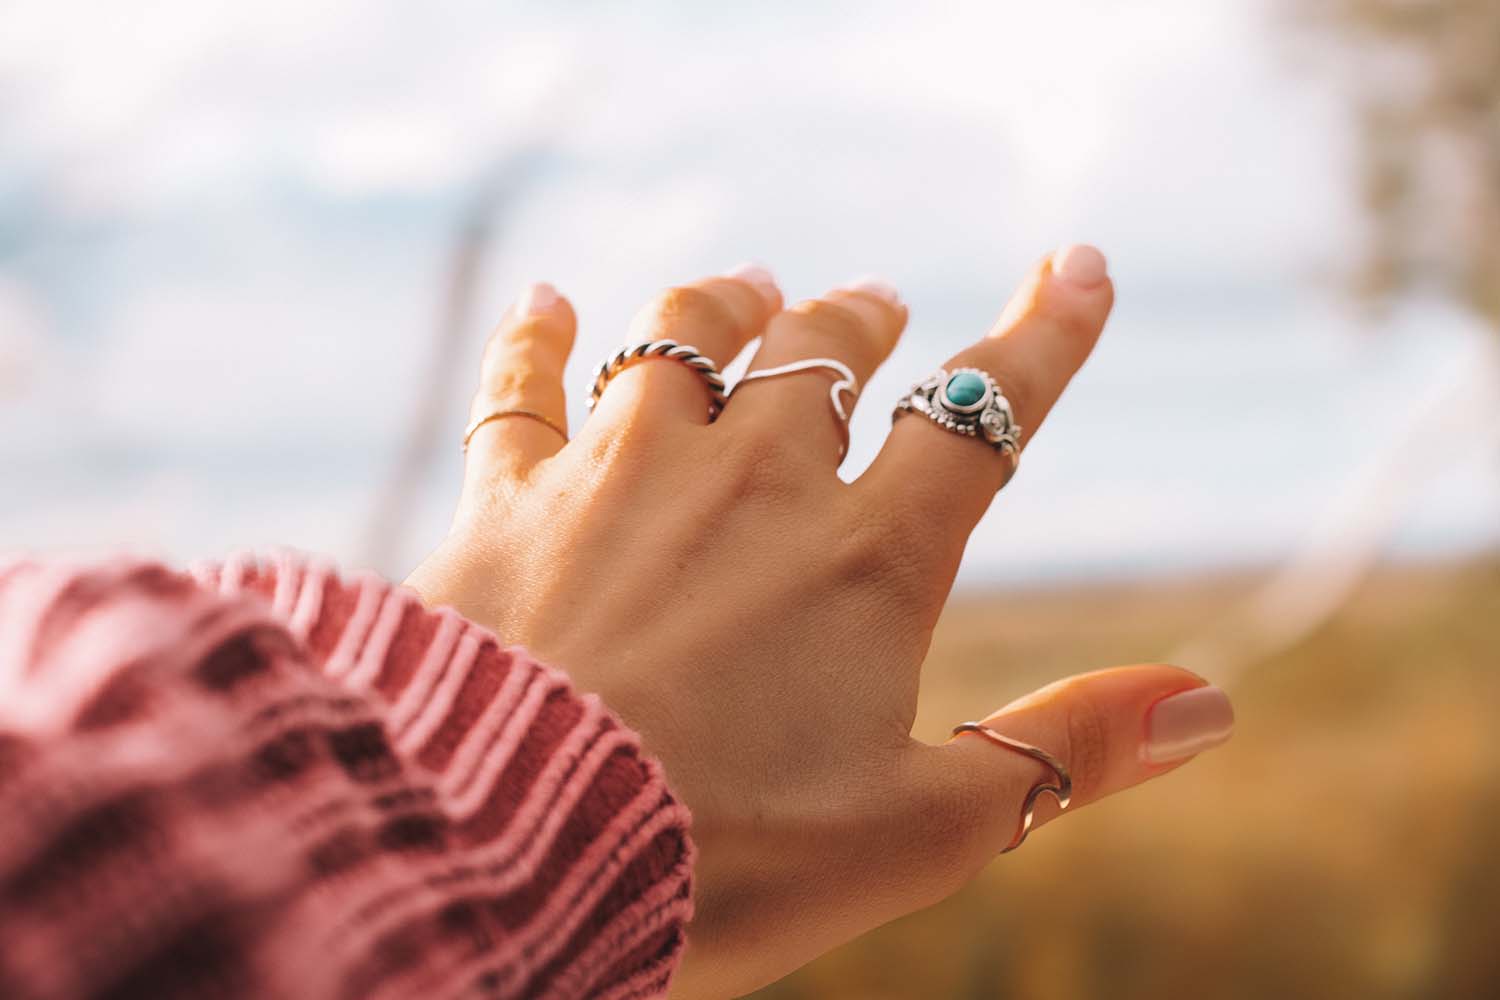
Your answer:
3;0;1497;586
764;552;1500;999
4;3;1499;999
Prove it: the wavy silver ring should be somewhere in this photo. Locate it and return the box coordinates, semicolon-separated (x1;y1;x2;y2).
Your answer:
894;366;1022;461
587;339;727;420
733;358;860;460
951;721;1072;853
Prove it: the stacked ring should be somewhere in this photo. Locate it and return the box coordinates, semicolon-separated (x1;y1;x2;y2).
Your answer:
588;339;727;420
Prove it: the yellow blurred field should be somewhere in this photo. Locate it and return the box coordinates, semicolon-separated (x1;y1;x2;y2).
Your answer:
754;558;1500;1000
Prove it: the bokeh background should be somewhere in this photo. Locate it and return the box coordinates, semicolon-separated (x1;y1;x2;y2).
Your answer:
2;1;1496;997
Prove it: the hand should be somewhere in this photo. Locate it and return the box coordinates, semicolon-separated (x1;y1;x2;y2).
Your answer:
406;249;1234;998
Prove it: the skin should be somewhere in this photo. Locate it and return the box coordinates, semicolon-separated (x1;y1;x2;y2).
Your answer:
406;249;1225;998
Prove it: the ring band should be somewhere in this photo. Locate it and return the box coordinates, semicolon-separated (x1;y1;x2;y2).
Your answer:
588;339;727;420
894;366;1023;461
733;358;860;459
463;408;568;451
951;721;1072;853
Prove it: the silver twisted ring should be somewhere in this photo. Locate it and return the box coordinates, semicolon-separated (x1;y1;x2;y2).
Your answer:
951;722;1072;853
733;358;860;460
587;339;727;420
894;367;1022;459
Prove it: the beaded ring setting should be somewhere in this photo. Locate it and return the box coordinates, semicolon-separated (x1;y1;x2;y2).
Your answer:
894;366;1022;457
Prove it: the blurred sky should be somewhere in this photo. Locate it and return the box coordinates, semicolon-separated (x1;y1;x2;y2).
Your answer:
2;0;1497;585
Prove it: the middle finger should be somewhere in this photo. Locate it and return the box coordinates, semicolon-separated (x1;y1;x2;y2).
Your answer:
718;279;908;466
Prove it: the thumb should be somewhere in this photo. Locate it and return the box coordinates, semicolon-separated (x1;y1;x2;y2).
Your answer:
916;664;1233;870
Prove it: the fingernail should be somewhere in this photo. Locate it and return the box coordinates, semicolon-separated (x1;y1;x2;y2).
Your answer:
1052;244;1108;289
517;281;559;314
1141;685;1234;764
724;262;780;306
841;274;902;308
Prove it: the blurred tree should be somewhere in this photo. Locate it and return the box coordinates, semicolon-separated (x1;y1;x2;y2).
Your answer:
1299;0;1499;327
359;153;533;573
1175;1;1500;677
1245;11;1500;988
360;84;584;574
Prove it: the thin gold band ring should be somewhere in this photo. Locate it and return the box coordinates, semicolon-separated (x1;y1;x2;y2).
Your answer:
462;408;569;451
951;721;1072;853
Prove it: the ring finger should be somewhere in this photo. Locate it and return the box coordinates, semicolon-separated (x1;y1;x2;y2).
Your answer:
718;278;908;465
858;245;1115;559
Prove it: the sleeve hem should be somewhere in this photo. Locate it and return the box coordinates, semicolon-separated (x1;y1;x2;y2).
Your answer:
0;550;695;1000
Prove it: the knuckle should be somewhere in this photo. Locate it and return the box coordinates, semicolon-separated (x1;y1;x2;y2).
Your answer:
638;285;736;338
1061;687;1110;801
578;412;666;475
1055;304;1101;346
474;366;552;407
1037;283;1105;346
715;425;811;504
831;503;922;598
856;487;959;591
784;300;874;355
484;315;569;371
829;506;954;638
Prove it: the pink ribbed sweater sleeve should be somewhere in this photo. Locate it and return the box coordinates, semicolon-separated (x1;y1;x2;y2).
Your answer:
0;552;694;1000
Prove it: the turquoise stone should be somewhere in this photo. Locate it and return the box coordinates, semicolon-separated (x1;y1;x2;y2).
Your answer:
945;372;987;407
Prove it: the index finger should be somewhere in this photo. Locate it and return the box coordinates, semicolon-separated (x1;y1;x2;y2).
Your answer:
856;245;1114;562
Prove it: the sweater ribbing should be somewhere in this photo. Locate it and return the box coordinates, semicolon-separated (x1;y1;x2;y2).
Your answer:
0;553;694;1000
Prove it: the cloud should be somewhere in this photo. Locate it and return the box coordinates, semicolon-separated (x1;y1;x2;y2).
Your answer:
0;275;50;399
1;0;1494;578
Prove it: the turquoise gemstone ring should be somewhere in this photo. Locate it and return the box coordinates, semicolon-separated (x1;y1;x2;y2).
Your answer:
893;366;1022;460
